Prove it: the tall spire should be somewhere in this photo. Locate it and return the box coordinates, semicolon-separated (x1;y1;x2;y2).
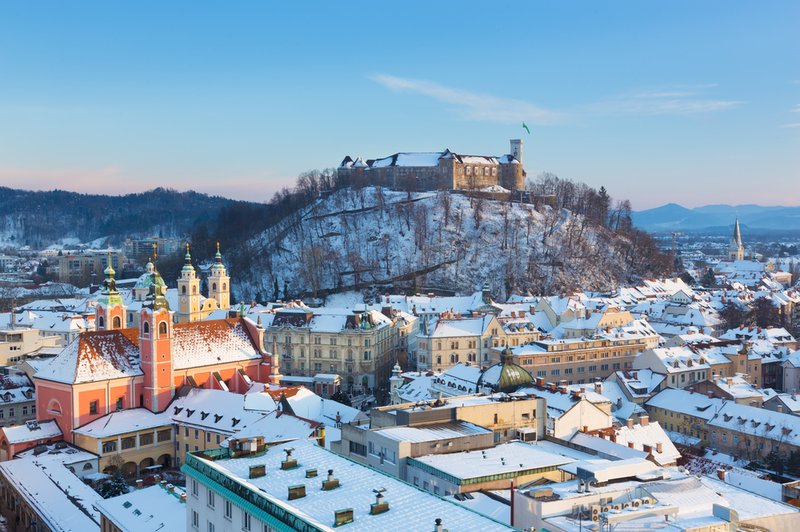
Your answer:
729;217;744;261
182;243;195;274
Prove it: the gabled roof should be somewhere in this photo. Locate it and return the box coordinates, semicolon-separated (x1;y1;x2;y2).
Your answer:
34;328;141;384
34;318;262;385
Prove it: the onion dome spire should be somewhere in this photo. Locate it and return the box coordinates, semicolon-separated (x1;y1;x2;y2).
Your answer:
182;243;195;273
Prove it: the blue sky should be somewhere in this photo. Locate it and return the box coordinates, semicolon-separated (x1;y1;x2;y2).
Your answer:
0;1;798;209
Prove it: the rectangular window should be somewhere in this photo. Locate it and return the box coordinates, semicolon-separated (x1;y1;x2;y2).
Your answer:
208;522;215;532
116;397;123;410
158;429;172;442
192;510;199;528
243;512;252;531
225;500;233;519
121;437;136;450
8;408;13;418
192;479;198;496
140;433;154;445
195;429;199;439
102;440;117;453
89;401;98;415
207;490;215;508
22;406;28;416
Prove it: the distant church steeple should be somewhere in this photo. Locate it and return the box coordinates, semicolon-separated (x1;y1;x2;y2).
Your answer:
729;217;744;261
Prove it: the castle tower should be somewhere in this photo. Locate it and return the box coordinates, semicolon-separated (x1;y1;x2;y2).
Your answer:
510;139;523;165
177;244;201;323
208;242;230;310
95;250;126;330
729;217;744;261
139;266;174;412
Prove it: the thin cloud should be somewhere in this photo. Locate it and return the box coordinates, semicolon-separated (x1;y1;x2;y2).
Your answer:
371;74;562;125
781;122;800;128
372;75;741;124
586;86;742;116
791;104;800;113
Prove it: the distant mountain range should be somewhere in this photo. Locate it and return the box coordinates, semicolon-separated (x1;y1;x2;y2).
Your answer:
632;203;800;234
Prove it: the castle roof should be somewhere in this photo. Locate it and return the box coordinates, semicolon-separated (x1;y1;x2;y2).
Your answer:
34;318;262;385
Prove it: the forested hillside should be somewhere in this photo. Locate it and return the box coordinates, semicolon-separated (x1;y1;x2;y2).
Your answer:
0;187;238;248
232;184;670;301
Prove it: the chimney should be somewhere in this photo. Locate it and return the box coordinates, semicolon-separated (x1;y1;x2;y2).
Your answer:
582;425;589;433
626;418;634;429
529;305;535;315
520;311;526;318
717;469;727;481
777;404;784;413
434;518;444;532
594;381;602;394
656;442;663;454
708;391;715;398
610;433;616;443
180;493;187;502
640;415;649;426
632;371;638;380
135;479;143;489
628;441;635;448
168;484;175;493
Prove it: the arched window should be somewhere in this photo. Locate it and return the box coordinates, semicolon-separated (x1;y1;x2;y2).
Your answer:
181;285;187;295
143;322;150;335
212;282;217;291
97;316;105;329
222;283;227;291
192;286;197;295
112;316;121;329
47;399;62;415
83;463;93;471
158;322;168;336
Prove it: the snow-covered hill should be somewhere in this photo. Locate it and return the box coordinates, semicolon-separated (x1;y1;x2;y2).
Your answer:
236;187;660;300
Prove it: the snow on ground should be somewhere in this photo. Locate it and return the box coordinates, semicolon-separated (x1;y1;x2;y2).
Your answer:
242;187;632;300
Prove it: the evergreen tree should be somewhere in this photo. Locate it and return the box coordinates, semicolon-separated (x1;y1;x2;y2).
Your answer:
330;389;352;407
701;268;716;287
748;297;783;328
99;471;129;498
720;301;747;329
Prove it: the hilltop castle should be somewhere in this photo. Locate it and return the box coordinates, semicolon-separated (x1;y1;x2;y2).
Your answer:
338;139;525;192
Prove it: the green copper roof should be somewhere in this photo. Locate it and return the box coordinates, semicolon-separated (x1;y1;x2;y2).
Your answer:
144;271;170;311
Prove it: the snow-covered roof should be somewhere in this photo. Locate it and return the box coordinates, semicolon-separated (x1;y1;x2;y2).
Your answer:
95;483;187;532
408;441;573;481
613;421;681;466
2;419;62;444
188;439;511;531
709;401;800;448
377;421;491;443
33;318;263;385
426;315;494;338
0;455;101;531
169;388;269;435
645;388;726;421
73;408;171;438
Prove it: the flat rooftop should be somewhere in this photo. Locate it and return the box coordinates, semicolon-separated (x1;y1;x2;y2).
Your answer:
376;421;491;443
184;439;511;531
95;483;187;532
408;442;573;482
